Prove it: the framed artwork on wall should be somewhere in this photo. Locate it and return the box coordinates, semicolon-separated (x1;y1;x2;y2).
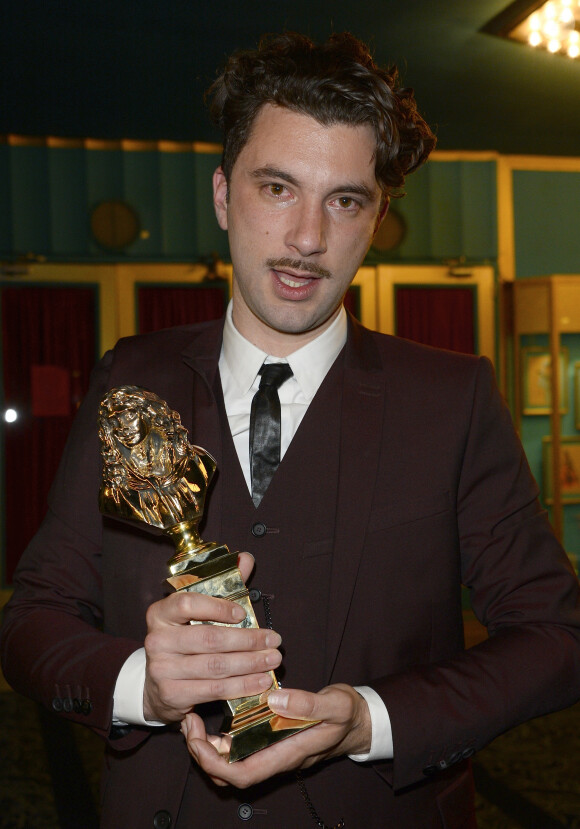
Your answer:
521;347;568;415
542;436;580;504
574;362;580;430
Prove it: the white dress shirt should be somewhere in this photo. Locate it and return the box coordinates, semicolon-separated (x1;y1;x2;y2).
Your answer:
113;302;393;762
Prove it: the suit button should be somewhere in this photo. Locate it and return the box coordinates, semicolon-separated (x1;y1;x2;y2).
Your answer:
448;751;462;765
52;697;63;712
62;698;73;713
238;803;253;820
73;698;82;713
249;589;262;603
462;747;475;759
423;764;437;776
251;522;267;537
81;700;93;716
153;810;172;828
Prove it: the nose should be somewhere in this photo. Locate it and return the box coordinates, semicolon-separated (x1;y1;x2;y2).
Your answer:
284;201;327;257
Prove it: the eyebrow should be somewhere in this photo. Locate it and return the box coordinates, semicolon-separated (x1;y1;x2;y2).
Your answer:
250;166;377;202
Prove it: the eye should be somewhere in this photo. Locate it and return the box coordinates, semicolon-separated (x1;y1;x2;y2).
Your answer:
329;195;361;212
269;183;284;195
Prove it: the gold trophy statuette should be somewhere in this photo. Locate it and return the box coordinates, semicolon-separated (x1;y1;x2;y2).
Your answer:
98;385;316;762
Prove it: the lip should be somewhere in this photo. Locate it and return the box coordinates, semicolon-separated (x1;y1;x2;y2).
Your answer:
270;268;320;300
275;267;319;282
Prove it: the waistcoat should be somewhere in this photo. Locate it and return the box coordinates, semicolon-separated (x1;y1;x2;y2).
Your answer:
202;351;345;693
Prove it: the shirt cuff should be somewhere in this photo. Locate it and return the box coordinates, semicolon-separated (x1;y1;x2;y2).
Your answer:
113;647;165;727
348;685;394;762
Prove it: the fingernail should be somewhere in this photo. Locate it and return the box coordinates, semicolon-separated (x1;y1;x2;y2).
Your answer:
268;690;289;711
265;652;280;667
265;632;282;647
258;674;273;688
231;603;246;621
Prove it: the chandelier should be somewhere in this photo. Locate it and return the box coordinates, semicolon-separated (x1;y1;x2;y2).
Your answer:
483;0;580;60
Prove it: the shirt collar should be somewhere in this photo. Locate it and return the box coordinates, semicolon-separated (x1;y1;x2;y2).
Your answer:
221;301;347;401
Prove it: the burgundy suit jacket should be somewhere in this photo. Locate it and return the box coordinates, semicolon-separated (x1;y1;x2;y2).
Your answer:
3;315;580;828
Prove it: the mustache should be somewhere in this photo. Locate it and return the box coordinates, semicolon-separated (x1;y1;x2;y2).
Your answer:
266;257;331;279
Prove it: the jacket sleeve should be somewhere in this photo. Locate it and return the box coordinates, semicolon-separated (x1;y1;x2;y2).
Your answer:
0;351;150;752
372;356;580;790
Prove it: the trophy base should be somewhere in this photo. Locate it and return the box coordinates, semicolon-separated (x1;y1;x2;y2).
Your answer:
224;707;318;763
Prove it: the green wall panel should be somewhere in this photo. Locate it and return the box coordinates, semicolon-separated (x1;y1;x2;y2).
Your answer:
0;147;12;253
11;146;51;255
514;170;580;278
460;162;497;260
48;148;89;255
396;163;431;259
159;151;198;256
389;160;497;263
123;151;162;256
86;150;124;257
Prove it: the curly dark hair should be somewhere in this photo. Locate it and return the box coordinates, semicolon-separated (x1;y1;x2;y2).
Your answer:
207;31;436;198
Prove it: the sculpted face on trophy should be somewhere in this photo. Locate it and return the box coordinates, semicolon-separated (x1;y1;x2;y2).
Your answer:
98;386;216;531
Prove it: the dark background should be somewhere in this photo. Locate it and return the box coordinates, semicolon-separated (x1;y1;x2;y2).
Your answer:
2;0;579;156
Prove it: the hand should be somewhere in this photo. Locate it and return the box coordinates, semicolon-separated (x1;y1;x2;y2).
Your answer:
181;683;372;788
143;553;282;723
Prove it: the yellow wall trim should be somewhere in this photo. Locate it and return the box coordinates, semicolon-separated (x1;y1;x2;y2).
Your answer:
0;135;223;154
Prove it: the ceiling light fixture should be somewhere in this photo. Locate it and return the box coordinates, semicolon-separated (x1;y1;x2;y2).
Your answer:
482;0;580;60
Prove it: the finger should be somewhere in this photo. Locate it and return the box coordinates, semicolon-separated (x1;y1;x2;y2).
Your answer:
184;715;233;786
268;688;336;722
187;725;313;788
147;590;248;629
181;711;206;741
145;669;275;721
146;621;282;659
237;552;255;583
267;687;344;723
151;646;282;682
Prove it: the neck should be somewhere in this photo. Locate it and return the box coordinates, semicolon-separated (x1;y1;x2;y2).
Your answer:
231;302;341;357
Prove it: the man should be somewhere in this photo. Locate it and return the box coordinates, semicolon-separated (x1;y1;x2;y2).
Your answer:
2;32;580;828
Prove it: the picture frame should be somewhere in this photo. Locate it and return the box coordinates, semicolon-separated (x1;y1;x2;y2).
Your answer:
542;436;580;504
521;347;568;415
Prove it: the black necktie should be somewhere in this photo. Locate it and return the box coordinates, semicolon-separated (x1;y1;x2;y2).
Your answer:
249;362;294;507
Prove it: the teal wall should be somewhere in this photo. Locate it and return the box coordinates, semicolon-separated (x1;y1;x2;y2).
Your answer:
0;144;228;262
1;146;500;267
513;170;580;278
4;147;580;278
367;160;498;264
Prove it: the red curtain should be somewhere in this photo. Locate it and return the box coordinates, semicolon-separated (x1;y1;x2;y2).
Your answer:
138;284;228;334
396;287;475;354
1;286;96;584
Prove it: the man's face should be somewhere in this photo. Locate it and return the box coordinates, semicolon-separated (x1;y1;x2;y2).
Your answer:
213;104;384;354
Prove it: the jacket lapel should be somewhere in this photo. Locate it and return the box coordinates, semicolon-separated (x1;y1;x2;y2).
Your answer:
324;317;387;682
180;319;226;538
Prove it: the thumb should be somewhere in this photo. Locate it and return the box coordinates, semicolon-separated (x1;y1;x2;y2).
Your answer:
267;689;319;722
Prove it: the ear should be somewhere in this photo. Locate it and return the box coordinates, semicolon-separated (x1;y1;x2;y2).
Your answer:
213;167;229;231
373;196;390;237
